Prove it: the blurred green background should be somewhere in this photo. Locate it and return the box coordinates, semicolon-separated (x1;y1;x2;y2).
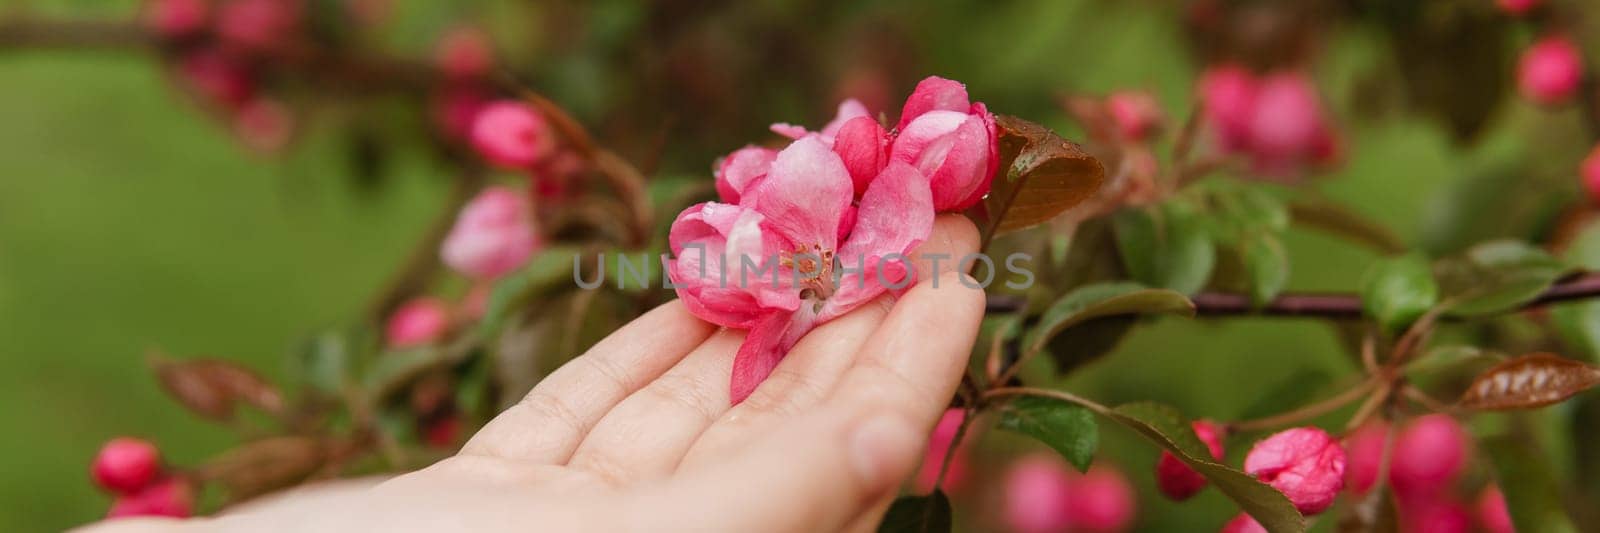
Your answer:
1;0;1588;531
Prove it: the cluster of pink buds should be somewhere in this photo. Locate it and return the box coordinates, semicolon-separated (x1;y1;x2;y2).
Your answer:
91;438;192;519
1518;35;1584;106
1002;454;1136;533
143;0;309;154
430;26;498;142
671;76;999;403
1243;427;1347;515
1197;65;1340;176
1104;91;1165;143
1343;415;1503;532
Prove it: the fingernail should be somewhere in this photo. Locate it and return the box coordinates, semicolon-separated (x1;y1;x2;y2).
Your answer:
849;415;922;493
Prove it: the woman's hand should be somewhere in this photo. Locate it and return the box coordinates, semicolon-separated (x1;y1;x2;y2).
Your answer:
81;215;984;533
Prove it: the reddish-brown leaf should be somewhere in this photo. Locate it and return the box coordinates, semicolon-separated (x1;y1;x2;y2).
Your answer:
151;356;285;421
195;436;326;501
981;115;1105;237
1457;353;1600;410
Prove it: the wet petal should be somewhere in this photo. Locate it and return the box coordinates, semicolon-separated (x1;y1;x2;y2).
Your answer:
742;136;853;250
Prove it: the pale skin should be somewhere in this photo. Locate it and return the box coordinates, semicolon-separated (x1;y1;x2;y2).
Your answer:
79;216;985;533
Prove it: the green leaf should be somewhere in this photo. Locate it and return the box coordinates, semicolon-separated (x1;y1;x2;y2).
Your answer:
1201;181;1290;244
290;326;369;395
1043;317;1137;376
1288;197;1405;253
477;246;584;336
1554;219;1600;362
1481;434;1581;533
1106;402;1305;533
1434;240;1568;316
1242;234;1289;306
1361;252;1439;333
877;490;952;533
1403;345;1503;377
1112;205;1216;295
996;395;1098;472
980;116;1106;237
1021;282;1195;358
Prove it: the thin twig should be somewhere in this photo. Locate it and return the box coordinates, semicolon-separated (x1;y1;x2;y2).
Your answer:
1225;378;1377;433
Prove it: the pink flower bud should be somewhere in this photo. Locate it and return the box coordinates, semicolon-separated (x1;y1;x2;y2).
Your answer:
470;101;554;169
1519;36;1584;106
1068;465;1137;533
1156;420;1225;500
914;409;969;493
177;49;255;111
1244;427;1346;515
1106;91;1164;142
92;438;161;494
441;186;538;279
1003;454;1075;533
431;86;490;141
713;145;778;204
1198;64;1259;152
385;298;451;348
233;98;294;154
143;0;208;38
435;26;494;80
106;478;192;519
1497;0;1540;17
832;116;889;196
1476;485;1514;533
1390;414;1467;498
1401;496;1473;533
1220;512;1267;533
1582;144;1600;206
1246;72;1332;173
216;0;302;51
889;76;998;212
1342;420;1388;495
1003;455;1135;533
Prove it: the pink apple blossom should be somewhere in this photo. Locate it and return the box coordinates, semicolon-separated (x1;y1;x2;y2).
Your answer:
1220;512;1267;533
386;298;451;348
1582;144;1600;205
92;438;161;495
767;99;890;196
435;26;495;80
216;0;302;51
667;137;933;403
107;478;192;519
1343;420;1388;495
1106;90;1164;142
1155;419;1225;500
471;101;554;169
889;76;999;211
1476;485;1515;533
1390;414;1467;498
770;98;871;143
442;186;539;280
1244;427;1346;515
914;409;969;493
143;0;209;38
1519;36;1584;106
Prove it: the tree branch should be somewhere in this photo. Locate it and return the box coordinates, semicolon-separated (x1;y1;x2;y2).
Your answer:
987;272;1600;318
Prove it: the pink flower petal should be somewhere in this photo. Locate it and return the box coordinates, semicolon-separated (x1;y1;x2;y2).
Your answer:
714;145;778;204
897;76;971;131
819;98;872;139
667;203;796;329
730;309;817;404
741;136;854;251
832;116;889;196
825;161;932;319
